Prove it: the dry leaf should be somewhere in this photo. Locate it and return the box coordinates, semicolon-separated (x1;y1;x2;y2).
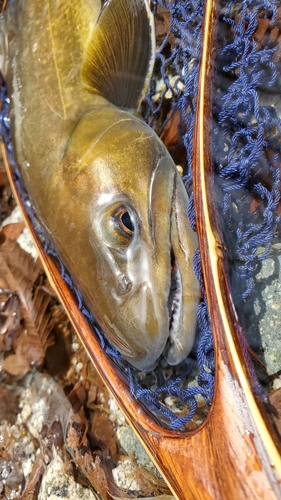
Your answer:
89;411;118;461
1;221;25;242
67;379;90;413
0;290;21;351
0;244;45;371
0;384;20;423
2;346;31;376
155;7;171;39
20;452;46;500
0;230;71;374
160;110;187;167
66;413;122;499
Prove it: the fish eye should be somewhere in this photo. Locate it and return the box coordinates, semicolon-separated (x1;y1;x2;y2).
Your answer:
114;205;135;238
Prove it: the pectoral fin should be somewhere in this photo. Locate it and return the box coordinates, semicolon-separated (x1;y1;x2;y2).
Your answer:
81;0;155;110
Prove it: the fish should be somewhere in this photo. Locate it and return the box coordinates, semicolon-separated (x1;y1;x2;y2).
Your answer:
0;0;200;372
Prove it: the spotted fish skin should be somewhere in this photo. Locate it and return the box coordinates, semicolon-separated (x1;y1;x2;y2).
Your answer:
0;0;200;371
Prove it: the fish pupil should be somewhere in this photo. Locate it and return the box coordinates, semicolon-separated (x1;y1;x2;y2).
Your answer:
121;211;134;234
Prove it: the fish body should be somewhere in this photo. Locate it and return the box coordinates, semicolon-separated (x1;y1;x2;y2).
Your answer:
0;0;200;371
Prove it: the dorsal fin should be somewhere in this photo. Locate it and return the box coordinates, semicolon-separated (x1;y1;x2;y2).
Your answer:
81;0;155;110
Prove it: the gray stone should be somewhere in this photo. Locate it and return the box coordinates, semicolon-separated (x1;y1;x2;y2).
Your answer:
236;244;281;376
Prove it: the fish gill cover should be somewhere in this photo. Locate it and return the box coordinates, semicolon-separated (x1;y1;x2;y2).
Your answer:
1;0;280;429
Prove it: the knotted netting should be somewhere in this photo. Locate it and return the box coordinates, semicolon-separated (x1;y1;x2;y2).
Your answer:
214;0;281;295
212;0;281;381
2;0;279;429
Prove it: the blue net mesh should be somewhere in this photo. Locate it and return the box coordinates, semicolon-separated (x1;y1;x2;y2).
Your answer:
0;0;216;430
212;0;281;384
214;0;281;301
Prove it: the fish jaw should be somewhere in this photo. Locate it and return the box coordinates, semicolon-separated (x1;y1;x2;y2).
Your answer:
101;248;171;372
165;172;200;365
148;157;200;367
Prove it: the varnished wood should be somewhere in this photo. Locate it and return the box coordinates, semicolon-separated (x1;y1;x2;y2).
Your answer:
1;0;281;497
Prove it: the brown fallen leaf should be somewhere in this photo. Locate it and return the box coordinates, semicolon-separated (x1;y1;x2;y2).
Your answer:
160;110;187;167
1;221;25;242
0;290;21;352
0;383;20;423
0;227;72;374
66;409;124;499
0;246;45;371
2;340;32;375
20;452;46;500
114;455;171;497
67;379;90;413
155;6;171;40
89;410;118;461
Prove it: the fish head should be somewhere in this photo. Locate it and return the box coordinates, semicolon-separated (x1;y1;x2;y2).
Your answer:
57;108;200;371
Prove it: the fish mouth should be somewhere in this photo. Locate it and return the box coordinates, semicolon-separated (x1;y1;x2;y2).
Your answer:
167;252;183;355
